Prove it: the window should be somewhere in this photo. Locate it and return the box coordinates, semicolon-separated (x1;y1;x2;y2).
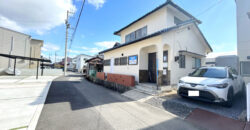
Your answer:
130;32;136;41
192;58;201;69
125;35;130;43
120;57;128;65
241;62;250;76
115;58;120;65
179;55;185;68
104;59;110;66
135;29;142;39
141;26;147;37
125;26;147;43
174;17;183;25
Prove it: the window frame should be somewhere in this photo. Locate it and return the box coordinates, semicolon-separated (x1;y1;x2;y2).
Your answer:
120;57;128;66
115;58;120;66
192;57;201;69
103;59;111;66
179;55;185;68
240;61;250;77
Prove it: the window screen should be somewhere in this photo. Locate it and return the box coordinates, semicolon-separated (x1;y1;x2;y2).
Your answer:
115;58;120;65
120;57;128;65
104;59;110;66
179;55;185;68
241;62;250;76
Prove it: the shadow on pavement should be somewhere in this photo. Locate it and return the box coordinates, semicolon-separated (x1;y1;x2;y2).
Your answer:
42;74;130;111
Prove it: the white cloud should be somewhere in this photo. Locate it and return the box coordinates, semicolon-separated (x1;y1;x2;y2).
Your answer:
94;41;116;49
0;0;76;34
207;51;237;58
68;49;81;54
87;0;106;9
42;43;60;52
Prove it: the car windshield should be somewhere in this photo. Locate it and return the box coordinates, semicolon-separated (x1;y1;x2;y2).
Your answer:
189;68;227;78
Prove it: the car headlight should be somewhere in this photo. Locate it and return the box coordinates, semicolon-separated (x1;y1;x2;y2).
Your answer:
207;83;228;88
179;80;185;83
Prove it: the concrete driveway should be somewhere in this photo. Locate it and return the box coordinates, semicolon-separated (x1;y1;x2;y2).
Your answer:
0;76;57;130
154;90;246;120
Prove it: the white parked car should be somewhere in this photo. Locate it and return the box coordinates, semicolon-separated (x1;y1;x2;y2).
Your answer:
177;67;245;107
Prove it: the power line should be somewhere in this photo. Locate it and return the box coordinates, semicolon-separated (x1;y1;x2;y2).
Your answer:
69;0;86;50
195;0;224;17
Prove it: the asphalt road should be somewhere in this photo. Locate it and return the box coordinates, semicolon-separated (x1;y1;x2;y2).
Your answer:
36;74;201;130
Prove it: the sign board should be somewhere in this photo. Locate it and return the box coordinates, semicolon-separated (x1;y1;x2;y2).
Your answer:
128;55;138;65
163;63;168;68
163;69;167;75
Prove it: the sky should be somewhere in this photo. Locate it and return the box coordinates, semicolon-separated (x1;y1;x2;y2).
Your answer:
0;0;237;62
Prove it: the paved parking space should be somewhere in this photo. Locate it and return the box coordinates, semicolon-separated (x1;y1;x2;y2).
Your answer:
0;76;56;130
157;90;246;120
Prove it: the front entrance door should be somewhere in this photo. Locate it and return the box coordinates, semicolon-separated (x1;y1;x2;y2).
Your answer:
148;53;156;83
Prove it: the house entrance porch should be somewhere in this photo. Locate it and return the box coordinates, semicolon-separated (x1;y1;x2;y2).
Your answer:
139;44;171;89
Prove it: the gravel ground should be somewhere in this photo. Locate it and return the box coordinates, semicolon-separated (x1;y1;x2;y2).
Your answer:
144;90;246;120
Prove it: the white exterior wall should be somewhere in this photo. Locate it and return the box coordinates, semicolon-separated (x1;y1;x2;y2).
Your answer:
119;6;168;43
236;0;250;83
76;55;93;72
103;4;211;85
104;36;162;82
162;25;208;85
0;27;31;74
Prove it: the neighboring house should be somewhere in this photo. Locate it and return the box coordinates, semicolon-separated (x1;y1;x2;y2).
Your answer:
0;27;43;75
86;56;103;77
236;0;250;83
99;0;212;87
206;52;239;71
75;54;93;73
68;57;77;71
29;39;44;68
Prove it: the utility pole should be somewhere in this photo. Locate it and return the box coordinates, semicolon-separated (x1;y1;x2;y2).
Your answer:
64;10;70;76
54;51;57;63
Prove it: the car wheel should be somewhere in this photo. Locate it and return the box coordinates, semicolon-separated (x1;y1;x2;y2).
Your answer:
224;87;234;107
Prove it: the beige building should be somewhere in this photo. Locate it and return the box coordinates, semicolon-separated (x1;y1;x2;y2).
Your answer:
100;1;212;88
236;0;250;83
29;39;44;68
0;27;43;74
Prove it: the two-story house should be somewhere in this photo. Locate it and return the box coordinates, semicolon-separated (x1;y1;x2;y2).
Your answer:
236;0;250;83
75;54;93;73
99;0;213;88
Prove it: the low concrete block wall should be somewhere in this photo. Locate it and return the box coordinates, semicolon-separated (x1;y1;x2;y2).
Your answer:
107;73;135;87
96;72;105;80
86;76;131;93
